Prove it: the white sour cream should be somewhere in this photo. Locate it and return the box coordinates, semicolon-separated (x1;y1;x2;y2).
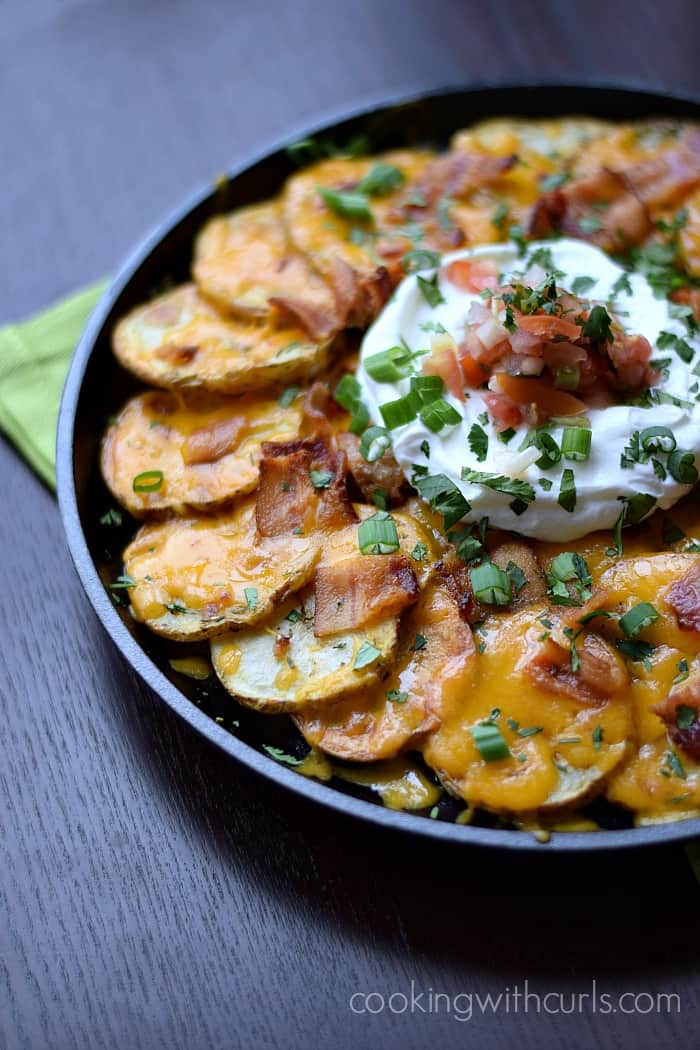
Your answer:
359;239;700;541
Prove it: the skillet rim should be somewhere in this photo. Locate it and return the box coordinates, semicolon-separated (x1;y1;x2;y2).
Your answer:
57;80;700;852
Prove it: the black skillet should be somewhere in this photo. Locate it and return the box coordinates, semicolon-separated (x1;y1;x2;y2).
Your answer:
57;83;700;851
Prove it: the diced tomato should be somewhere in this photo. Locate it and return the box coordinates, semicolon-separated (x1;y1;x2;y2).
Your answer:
491;373;586;421
445;258;498;293
483;391;524;431
607;333;653;390
459;352;489;388
517;315;582;340
422;346;465;401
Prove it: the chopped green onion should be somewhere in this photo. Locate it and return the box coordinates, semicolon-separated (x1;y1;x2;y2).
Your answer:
244;587;258;612
359;426;391;463
557;468;576;513
358;511;400;555
372;488;388;510
132;470;164;493
592;725;603;751
349;402;370;435
470;561;512;606
411;542;427;562
561;427;591;462
402;248;441;273
100;508;123;527
380;392;421;429
309;469;333;489
667;450;699;485
354;640;382;670
471;722;510;761
318;186;372;222
419;397;462;433
364;344;420;382
334;373;362;410
387;689;408;704
640;426;676;453
410;374;444;404
619;602;660;637
554;365;580;390
110;573;136;590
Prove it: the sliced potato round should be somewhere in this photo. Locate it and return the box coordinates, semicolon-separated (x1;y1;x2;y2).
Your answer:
422;604;632;815
193;200;337;328
112;284;333;394
282;150;433;282
211;589;398;712
101;388;302;517
122;497;320;640
451;117;612;161
295;582;475;761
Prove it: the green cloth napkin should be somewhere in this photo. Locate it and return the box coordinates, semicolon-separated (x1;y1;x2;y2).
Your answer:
0;280;108;488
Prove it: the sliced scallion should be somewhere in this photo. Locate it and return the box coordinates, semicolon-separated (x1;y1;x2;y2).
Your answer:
132;470;164;493
619;602;660;637
318;186;372;222
561;427;591;462
358;511;400;555
359;426;391;463
640;426;676;453
419;397;462;433
470;561;512;606
380;392;420;429
667;449;699;485
471;722;510;761
558;468;577;513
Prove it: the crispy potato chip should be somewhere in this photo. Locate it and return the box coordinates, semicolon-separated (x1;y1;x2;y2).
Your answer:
295;582;475;761
122;497;320;640
422;604;632;815
210;589;398;712
101;388;302;516
193;200;338;335
112;284;333;394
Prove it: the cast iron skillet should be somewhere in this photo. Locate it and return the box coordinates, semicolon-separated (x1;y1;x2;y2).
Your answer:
58;83;700;851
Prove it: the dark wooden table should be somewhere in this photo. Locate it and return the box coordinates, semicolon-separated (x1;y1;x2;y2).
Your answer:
2;3;700;1048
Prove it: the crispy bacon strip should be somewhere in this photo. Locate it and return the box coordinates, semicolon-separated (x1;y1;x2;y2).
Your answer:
313;554;418;637
419;151;517;200
666;559;700;632
529;169;650;253
336;431;408;506
182;417;245;465
268;296;337;341
330;256;393;329
523;631;628;706
255;438;356;537
433;551;482;623
651;660;700;760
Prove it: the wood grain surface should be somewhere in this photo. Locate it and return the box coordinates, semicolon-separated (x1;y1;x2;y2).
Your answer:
1;2;699;1048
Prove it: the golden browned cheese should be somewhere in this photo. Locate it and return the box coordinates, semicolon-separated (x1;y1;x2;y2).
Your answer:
295;581;475;761
123;497;320;640
113;284;334;394
101;388;302;516
282;150;434;282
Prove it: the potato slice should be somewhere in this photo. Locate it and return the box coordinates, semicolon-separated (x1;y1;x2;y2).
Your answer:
112;284;332;394
211;589;398;712
295;582;475;761
101;388;302;517
193;200;337;333
422;603;632;815
282;150;433;286
122;497;320;640
451;117;612;161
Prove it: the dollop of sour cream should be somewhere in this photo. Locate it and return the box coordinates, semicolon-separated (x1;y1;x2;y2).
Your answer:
358;239;700;541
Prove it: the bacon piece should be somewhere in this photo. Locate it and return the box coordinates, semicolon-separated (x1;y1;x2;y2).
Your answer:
529;169;651;253
666;559;700;632
268;295;337;341
434;551;482;623
313;554;418;637
182;416;245;465
626;147;700;209
255;438;357;537
330;256;392;329
524;631;628;706
420;151;517;200
651;661;700;760
336;431;408;506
